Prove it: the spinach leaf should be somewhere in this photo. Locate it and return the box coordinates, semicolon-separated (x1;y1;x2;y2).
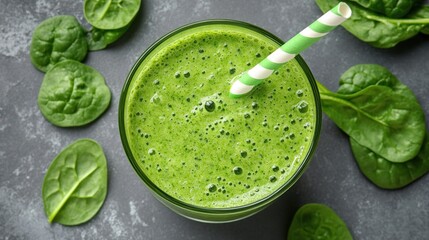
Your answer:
315;0;429;48
288;203;352;240
38;60;111;127
42;138;108;225
318;64;426;163
408;5;429;34
30;15;88;72
84;0;141;30
351;133;429;189
337;64;413;95
409;4;429;18
86;24;130;51
422;26;429;34
348;0;419;18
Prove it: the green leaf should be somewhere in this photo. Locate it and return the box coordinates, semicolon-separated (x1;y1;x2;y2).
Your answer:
42;139;108;225
408;5;429;18
351;133;429;189
38;60;111;127
421;25;429;34
86;25;130;51
337;64;413;95
348;0;419;18
408;5;429;34
30;15;88;72
84;0;141;30
318;64;426;163
288;203;353;240
315;0;429;48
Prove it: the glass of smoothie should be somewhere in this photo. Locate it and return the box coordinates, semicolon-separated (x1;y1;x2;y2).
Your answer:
119;19;321;223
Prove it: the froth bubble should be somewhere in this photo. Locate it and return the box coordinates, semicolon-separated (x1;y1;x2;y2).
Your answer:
204;100;216;112
297;101;309;113
269;176;277;183
207;184;217;192
150;93;161;104
233;166;243;175
148;148;156;155
251;102;258;109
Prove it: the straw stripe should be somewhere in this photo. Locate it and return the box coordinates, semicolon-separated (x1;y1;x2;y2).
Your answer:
240;72;264;85
230;80;254;95
300;27;328;38
281;35;321;54
267;49;296;63
317;11;348;26
229;2;352;98
309;21;337;33
260;58;283;70
248;65;274;79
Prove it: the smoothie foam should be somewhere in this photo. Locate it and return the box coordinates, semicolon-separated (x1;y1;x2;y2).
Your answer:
124;24;317;208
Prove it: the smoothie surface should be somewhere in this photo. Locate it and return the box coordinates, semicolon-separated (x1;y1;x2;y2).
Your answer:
125;25;317;208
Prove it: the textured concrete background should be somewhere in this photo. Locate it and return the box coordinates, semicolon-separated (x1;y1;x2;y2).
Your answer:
1;0;428;239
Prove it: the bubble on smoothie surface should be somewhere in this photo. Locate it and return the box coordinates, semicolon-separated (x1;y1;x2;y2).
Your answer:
150;92;161;104
148;148;156;155
204;100;215;112
233;166;243;175
251;102;258;109
297;101;308;113
269;176;277;183
207;184;217;193
272;165;279;172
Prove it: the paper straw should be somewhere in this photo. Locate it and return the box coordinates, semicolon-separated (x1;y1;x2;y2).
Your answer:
229;2;352;98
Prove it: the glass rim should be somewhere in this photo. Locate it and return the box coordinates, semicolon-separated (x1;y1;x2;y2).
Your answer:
119;19;322;214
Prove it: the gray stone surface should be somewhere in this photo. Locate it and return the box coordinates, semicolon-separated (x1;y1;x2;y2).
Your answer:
1;0;428;239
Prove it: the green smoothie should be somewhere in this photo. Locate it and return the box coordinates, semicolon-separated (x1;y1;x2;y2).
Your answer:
124;23;318;209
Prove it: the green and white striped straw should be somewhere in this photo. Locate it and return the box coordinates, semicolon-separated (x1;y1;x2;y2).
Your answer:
229;2;352;98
